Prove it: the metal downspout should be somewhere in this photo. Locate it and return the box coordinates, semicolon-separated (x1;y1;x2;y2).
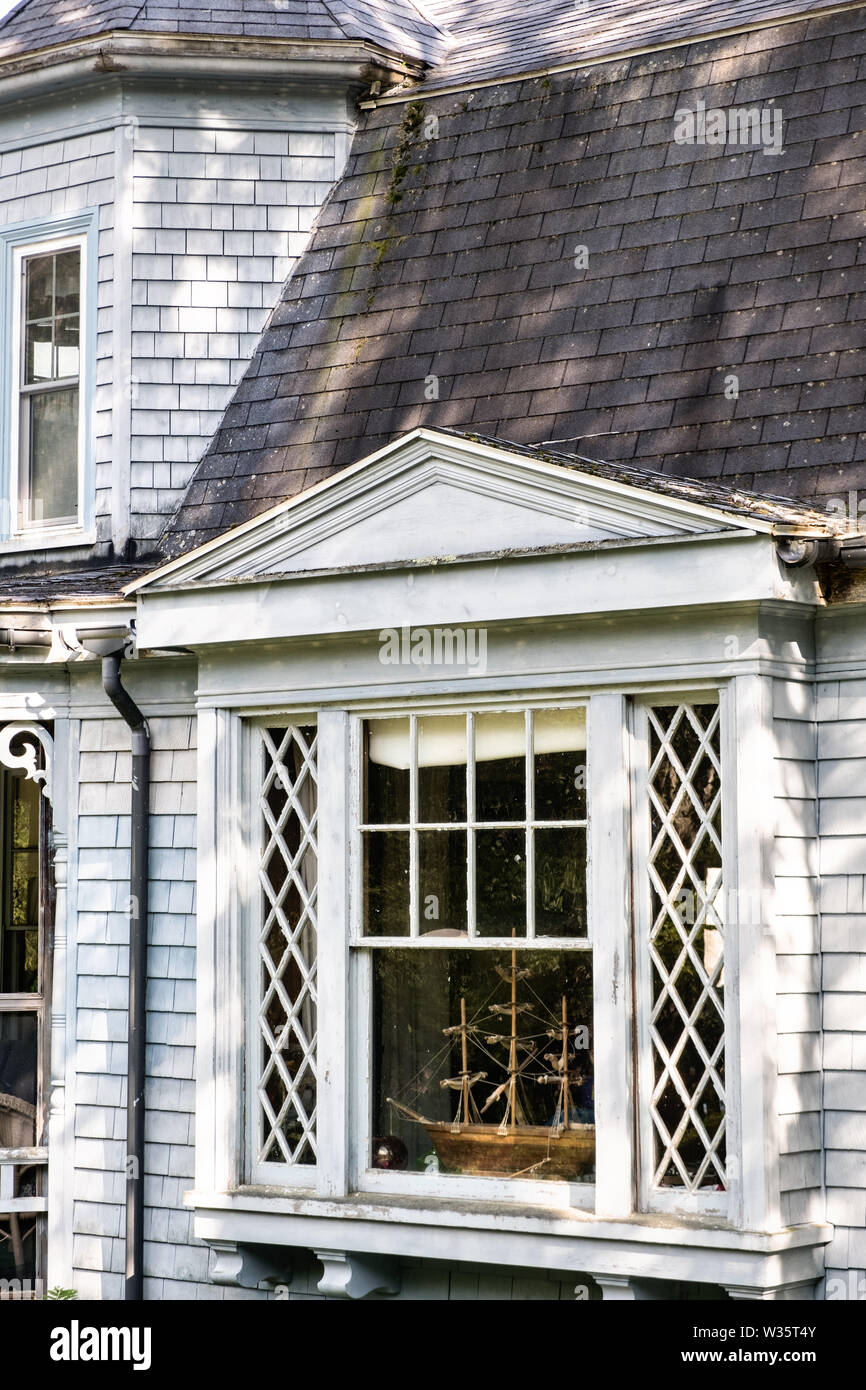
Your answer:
101;653;150;1302
77;627;150;1301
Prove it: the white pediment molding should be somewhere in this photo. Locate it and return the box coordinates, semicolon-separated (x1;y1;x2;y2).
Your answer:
131;430;764;593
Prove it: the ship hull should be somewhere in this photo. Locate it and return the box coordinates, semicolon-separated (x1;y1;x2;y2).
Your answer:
424;1121;594;1180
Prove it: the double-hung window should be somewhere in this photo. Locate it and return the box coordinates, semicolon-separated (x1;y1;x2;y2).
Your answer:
1;214;94;544
357;708;593;1199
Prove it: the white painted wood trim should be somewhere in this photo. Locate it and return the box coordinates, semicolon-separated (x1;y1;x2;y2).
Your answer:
194;706;220;1195
316;710;351;1199
589;693;634;1218
46;715;74;1287
110;118;134;554
729;674;781;1233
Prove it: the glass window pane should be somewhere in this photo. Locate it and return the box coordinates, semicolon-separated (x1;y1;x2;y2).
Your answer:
24;253;53;321
0;1014;38;1150
366;719;409;824
534;709;587;821
53;248;80;316
476;828;525;935
417;716;467;824
476;712;525;822
55;313;80;378
363;830;409;936
418;830;467;933
419;762;466;824
24;319;53;384
535;827;588;938
22;387;79;525
372;948;594;1182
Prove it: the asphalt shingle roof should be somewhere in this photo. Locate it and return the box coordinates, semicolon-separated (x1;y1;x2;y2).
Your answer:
418;0;854;89
0;0;448;63
162;3;866;558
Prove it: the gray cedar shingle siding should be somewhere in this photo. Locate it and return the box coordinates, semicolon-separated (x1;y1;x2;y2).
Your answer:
161;4;866;558
0;0;448;62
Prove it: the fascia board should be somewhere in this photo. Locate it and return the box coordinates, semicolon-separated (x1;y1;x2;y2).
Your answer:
134;531;820;653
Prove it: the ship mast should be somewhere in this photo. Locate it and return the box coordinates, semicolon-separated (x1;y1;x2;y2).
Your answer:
560;995;570;1128
459;996;471;1123
439;995;486;1127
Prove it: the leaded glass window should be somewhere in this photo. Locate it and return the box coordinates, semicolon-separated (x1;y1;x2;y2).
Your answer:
254;725;318;1169
644;701;726;1196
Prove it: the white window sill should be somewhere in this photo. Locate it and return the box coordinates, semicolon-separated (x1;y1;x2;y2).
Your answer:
186;1188;832;1293
0;528;95;555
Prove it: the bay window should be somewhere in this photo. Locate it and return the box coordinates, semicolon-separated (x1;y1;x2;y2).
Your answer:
240;696;731;1215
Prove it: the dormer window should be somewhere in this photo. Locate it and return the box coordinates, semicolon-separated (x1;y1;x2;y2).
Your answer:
1;213;95;546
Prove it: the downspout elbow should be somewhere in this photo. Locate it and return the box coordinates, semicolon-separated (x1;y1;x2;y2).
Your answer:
101;652;150;753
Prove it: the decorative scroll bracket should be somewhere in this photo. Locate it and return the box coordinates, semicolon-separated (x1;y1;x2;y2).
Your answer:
209;1241;293;1290
314;1249;400;1300
0;722;54;805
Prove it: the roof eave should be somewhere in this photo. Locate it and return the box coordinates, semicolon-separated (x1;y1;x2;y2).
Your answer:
0;31;427;102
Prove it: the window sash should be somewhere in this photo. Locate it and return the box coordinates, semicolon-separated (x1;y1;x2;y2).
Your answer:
350;703;596;1206
359;707;589;943
8;234;86;537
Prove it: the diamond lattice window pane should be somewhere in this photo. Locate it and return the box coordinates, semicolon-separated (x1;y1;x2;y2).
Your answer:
647;703;726;1193
257;725;318;1167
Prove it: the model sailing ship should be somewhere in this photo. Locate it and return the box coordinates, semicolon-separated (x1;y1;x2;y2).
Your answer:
389;950;594;1180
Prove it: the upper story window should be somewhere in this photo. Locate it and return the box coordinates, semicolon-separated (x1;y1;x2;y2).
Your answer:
0;213;95;546
15;241;82;531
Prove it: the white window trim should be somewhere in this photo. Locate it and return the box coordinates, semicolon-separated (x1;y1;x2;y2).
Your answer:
0;212;97;550
192;676;792;1280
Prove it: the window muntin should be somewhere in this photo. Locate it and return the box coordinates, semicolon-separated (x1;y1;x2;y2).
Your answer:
253;725;319;1174
643;701;726;1198
361;709;587;940
10;236;85;534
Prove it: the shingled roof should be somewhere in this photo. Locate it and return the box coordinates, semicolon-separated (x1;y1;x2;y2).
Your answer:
162;1;866;557
0;0;449;64
418;0;851;90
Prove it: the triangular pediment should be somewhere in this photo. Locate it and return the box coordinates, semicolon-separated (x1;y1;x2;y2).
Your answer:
132;430;776;593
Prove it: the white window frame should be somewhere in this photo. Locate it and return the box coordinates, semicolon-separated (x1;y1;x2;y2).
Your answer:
348;702;595;1211
0;212;97;549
